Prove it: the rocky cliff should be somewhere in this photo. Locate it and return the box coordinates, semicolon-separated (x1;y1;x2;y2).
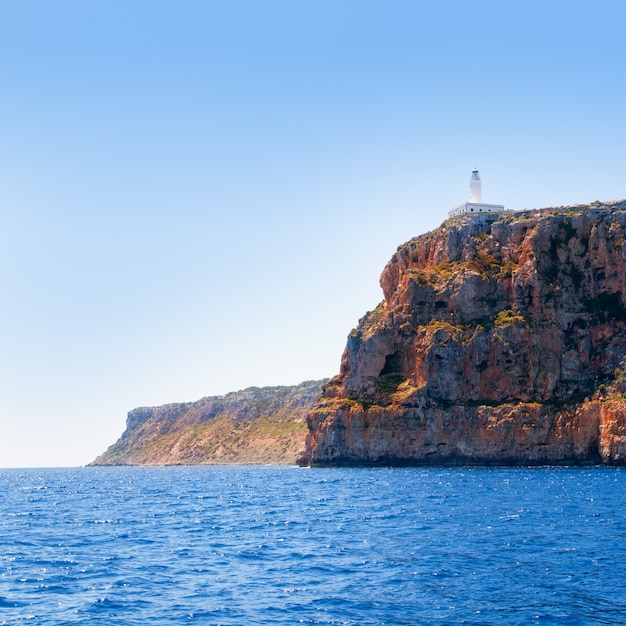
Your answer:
299;201;626;466
91;380;325;465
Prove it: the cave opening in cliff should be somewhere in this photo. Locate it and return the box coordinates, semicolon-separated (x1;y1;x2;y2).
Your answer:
380;351;405;377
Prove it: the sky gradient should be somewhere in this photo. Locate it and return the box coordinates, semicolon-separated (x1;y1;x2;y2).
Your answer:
2;1;625;467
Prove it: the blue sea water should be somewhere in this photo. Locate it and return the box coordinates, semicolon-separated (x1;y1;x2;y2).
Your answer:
1;467;626;625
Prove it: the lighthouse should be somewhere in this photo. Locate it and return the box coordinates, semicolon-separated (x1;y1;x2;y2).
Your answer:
469;169;482;203
448;169;507;217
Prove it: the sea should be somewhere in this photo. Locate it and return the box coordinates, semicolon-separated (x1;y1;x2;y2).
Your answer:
1;466;626;625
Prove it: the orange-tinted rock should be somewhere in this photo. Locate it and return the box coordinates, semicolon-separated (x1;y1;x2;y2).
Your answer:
299;201;626;466
92;381;325;466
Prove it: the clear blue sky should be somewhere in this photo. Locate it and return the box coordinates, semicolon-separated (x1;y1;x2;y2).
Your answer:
1;1;624;467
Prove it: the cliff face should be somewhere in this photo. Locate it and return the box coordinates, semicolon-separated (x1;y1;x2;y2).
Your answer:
91;380;325;465
299;201;626;466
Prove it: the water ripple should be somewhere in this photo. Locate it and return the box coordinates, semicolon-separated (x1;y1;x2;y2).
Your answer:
1;466;626;624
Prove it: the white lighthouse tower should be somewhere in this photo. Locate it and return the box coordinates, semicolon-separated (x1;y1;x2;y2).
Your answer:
448;169;506;217
469;169;482;203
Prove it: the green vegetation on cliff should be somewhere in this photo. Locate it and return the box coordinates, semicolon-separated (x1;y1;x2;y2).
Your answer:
91;380;326;466
300;201;626;467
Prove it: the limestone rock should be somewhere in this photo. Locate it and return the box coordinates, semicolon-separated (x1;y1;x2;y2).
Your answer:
299;201;626;466
91;380;325;465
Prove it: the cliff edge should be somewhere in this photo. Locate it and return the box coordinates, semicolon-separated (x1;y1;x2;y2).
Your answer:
92;380;325;465
299;201;626;466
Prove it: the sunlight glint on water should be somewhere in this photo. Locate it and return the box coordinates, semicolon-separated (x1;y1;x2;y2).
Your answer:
1;466;626;625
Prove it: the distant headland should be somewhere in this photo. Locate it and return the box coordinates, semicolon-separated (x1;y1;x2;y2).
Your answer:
90;380;325;466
